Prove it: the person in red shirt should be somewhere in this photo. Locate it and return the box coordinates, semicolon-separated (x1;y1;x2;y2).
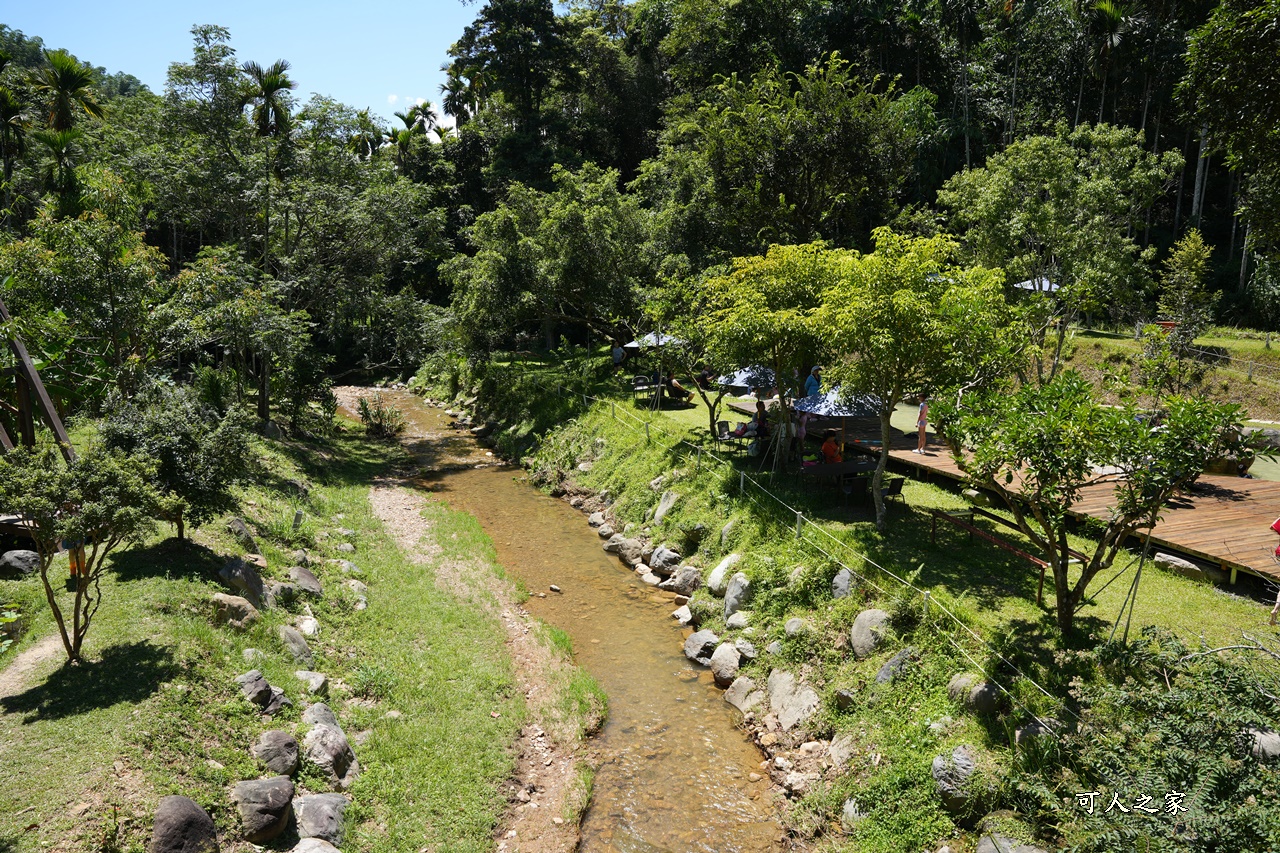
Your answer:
821;431;842;464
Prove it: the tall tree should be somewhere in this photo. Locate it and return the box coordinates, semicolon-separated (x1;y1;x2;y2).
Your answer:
241;58;295;270
33;48;104;131
817;228;1012;529
938;123;1180;382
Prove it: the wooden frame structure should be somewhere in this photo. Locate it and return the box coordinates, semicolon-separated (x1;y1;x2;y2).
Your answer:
0;296;75;463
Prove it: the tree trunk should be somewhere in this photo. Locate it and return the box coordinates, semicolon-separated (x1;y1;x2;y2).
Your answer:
1191;123;1209;228
873;408;892;532
1240;224;1252;295
257;356;271;423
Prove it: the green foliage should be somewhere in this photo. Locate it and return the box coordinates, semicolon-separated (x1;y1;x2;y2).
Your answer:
1016;628;1280;852
99;382;251;533
0;602;18;655
1182;0;1280;251
639;54;925;267
0;444;163;662
945;372;1240;633
0;210;167;401
938;123;1180;367
357;393;407;439
699;242;843;393
445;162;653;352
817;228;1014;527
1157;230;1217;351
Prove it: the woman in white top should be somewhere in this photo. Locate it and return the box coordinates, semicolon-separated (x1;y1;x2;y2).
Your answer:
913;395;929;454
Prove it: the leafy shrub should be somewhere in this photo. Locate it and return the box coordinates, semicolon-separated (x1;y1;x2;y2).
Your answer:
356;393;406;439
100;382;251;537
0;603;19;655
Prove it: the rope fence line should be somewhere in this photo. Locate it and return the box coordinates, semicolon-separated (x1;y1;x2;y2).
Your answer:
529;373;1076;724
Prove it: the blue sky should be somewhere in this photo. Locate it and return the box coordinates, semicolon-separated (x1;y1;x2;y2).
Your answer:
4;1;477;128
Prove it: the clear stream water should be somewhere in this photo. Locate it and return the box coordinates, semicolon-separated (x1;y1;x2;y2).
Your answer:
366;390;781;853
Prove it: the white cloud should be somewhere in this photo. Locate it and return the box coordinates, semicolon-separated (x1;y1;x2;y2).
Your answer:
387;94;399;105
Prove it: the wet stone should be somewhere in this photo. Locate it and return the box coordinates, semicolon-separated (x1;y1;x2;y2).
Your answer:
683;630;720;666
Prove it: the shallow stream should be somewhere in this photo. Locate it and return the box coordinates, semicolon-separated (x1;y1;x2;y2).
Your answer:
368;390;781;852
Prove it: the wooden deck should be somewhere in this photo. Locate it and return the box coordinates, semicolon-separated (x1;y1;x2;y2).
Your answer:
721;402;1280;584
878;435;1280;584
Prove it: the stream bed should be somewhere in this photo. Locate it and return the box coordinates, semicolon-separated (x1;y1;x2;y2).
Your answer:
367;390;782;852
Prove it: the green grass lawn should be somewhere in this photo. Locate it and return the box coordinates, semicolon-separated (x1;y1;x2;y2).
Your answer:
0;421;568;853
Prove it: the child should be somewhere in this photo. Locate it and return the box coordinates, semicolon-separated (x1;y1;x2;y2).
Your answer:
821;431;842;464
913;395;929;454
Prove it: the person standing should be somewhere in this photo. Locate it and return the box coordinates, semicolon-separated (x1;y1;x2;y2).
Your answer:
913;395;929;454
805;366;822;398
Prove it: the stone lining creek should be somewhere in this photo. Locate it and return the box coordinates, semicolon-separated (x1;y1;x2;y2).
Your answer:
352;389;782;852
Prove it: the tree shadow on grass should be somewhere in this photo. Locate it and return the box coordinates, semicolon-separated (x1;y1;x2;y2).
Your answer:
109;538;226;584
0;640;174;723
0;834;20;853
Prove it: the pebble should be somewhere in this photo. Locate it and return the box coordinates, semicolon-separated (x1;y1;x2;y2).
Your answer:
550;584;562;593
552;817;564;826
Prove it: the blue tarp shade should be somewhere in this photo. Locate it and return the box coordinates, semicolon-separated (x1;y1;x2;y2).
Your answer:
717;365;775;393
792;387;881;418
624;332;684;350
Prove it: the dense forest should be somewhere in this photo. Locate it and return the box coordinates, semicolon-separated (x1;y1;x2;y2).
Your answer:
0;0;1278;416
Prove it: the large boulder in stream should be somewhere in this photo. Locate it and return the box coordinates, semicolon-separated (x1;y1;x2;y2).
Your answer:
683;630;720;666
649;545;682;574
709;643;741;687
602;535;644;567
658;565;701;596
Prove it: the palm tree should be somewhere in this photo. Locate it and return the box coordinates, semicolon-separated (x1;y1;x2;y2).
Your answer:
440;68;471;125
30;128;83;217
240;58;295;424
347;108;385;160
1092;0;1130;123
240;59;296;270
395;102;437;135
33;49;105;131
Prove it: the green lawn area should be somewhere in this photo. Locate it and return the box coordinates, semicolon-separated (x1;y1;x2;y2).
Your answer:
0;424;541;853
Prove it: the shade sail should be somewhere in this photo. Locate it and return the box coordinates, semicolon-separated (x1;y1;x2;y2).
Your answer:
624;332;684;350
792;387;881;418
716;365;775;393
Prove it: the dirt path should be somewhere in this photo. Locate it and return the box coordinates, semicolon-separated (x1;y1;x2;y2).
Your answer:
0;631;64;699
368;460;584;853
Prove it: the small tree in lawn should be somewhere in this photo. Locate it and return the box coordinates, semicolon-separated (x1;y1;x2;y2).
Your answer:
0;446;163;663
700;243;846;465
817;228;1013;530
941;372;1239;636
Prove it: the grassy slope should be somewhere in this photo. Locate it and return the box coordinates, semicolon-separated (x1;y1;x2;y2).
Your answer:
1063;327;1280;423
0;422;558;853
